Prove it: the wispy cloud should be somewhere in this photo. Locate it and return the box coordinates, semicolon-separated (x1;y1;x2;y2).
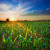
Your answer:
46;8;50;10
22;10;36;14
0;3;13;11
12;0;16;2
0;2;32;17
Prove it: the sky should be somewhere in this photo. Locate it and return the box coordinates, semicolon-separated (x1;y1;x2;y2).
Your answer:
0;0;50;21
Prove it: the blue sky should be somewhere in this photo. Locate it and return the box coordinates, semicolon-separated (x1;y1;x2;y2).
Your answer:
0;0;50;21
0;0;50;11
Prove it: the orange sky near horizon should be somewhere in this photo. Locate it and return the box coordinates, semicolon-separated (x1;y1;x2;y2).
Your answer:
0;15;50;21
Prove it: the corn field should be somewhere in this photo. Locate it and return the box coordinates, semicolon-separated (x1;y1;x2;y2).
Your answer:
0;21;50;50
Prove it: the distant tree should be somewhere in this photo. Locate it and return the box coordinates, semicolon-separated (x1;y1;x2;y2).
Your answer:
17;20;19;21
0;20;1;22
6;18;9;21
25;20;27;21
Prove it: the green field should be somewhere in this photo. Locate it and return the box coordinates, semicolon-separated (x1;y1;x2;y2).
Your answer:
0;21;50;50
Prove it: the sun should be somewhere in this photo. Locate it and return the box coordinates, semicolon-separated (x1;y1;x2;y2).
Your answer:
11;18;14;21
10;17;15;21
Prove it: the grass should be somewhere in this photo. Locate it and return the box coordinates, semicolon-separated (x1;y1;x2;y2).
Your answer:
0;21;50;50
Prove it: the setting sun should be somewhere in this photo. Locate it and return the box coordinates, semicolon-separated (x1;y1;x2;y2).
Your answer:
10;17;15;21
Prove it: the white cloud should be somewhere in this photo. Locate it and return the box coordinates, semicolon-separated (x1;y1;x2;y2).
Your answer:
0;3;13;11
0;2;33;17
22;10;36;14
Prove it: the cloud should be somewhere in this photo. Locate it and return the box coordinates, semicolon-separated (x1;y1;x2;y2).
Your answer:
0;3;13;11
0;2;32;17
12;0;16;2
46;8;50;10
22;10;36;14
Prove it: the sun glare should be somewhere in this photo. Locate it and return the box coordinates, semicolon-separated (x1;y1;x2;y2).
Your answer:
10;17;15;21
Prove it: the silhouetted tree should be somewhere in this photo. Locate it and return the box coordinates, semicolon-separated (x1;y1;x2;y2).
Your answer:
25;20;27;21
6;18;9;21
17;20;19;21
